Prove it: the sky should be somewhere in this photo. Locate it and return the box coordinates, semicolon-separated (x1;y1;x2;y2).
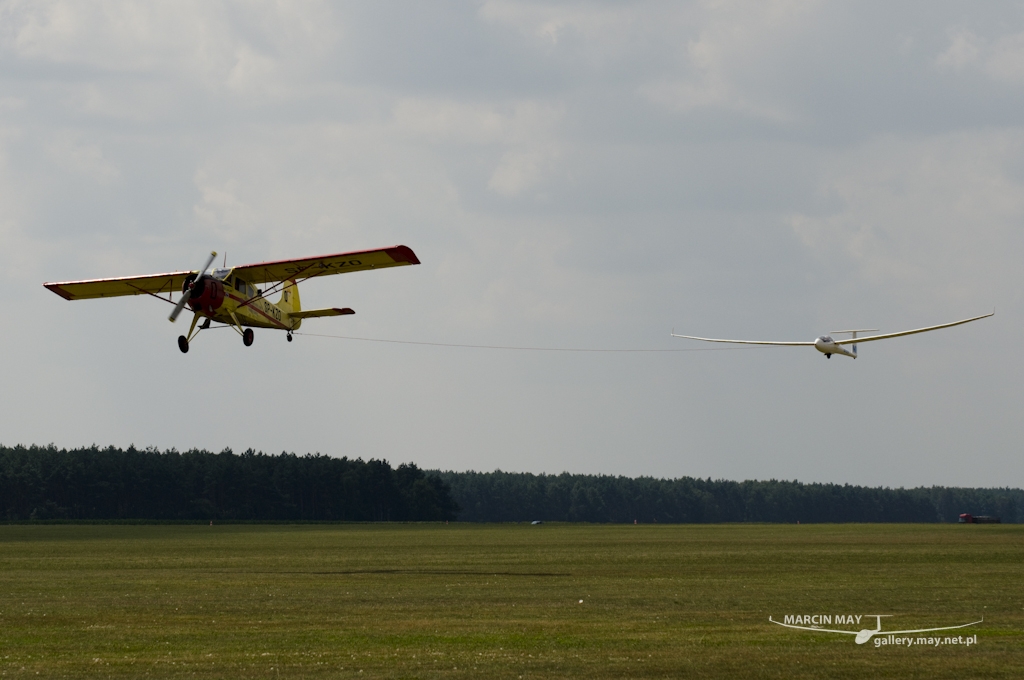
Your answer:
1;1;1022;487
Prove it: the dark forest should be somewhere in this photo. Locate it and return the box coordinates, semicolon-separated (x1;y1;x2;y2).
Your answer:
1;446;1019;523
0;445;458;521
438;470;1022;523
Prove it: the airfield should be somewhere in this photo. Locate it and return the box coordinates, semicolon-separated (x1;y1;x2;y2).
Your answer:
1;523;1020;678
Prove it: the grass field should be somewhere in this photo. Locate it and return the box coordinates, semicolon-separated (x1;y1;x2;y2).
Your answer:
0;523;1020;678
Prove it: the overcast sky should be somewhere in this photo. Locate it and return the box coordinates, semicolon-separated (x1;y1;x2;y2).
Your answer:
1;1;1022;487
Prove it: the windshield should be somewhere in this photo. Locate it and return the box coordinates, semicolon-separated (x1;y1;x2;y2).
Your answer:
211;268;232;281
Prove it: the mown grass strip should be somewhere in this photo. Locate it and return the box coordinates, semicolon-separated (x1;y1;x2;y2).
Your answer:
0;524;1020;678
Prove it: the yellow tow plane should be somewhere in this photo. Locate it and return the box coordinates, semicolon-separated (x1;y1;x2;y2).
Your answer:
44;245;420;353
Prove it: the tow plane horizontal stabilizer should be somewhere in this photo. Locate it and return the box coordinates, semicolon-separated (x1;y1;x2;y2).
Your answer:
289;307;355;319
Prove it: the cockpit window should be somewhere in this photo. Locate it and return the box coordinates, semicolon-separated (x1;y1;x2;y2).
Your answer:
211;268;231;281
235;278;256;297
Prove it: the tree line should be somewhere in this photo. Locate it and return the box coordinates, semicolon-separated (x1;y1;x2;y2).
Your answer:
0;445;458;521
0;445;1019;523
437;470;1024;523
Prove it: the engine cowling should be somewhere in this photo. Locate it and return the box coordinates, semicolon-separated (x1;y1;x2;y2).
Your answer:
183;274;225;314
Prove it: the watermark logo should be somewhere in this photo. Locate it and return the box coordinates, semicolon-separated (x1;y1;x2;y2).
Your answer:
769;614;983;646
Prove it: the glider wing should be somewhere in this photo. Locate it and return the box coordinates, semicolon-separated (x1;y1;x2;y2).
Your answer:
232;245;420;285
671;333;814;346
44;272;190;301
834;312;993;345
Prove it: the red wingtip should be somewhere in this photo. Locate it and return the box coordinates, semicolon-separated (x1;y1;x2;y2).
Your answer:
43;283;73;300
385;245;420;265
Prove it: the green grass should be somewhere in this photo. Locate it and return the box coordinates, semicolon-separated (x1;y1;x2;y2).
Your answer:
0;523;1020;678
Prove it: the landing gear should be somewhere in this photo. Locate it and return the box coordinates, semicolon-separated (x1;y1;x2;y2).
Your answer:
825;354;831;359
243;328;254;347
177;335;189;354
287;332;293;342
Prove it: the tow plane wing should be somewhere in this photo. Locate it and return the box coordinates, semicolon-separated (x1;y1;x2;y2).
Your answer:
231;245;420;285
44;271;190;301
43;245;420;301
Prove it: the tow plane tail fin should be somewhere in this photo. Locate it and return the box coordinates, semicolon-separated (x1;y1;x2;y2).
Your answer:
277;279;300;314
277;279;300;329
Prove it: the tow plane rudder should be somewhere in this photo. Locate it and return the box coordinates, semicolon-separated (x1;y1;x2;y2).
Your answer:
278;279;301;329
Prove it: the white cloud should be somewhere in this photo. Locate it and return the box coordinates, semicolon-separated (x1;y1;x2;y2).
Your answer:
935;29;981;70
488;147;557;196
638;77;792;121
480;0;814;120
0;0;336;94
392;98;562;146
192;171;257;242
45;132;119;183
789;130;1024;308
479;0;640;47
937;27;1024;84
984;31;1024;83
391;97;563;197
638;0;816;119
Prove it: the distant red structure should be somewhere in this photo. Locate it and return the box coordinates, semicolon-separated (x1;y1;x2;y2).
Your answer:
959;513;1001;524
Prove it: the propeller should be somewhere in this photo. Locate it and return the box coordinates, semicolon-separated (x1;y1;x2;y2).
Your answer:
169;251;217;322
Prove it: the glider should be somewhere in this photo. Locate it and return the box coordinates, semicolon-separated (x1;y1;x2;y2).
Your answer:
44;245;420;353
672;312;993;359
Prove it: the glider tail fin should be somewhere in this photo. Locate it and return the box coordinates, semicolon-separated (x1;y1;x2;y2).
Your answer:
832;329;876;359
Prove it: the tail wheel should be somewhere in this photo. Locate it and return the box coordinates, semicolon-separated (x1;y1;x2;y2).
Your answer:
177;336;189;354
243;328;254;347
287;332;293;342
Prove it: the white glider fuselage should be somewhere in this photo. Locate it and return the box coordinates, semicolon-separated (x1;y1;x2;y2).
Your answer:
814;336;855;359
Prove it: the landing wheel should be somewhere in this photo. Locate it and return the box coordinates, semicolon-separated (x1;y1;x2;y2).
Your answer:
243;328;254;347
825;354;831;359
287;332;293;343
177;336;189;354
